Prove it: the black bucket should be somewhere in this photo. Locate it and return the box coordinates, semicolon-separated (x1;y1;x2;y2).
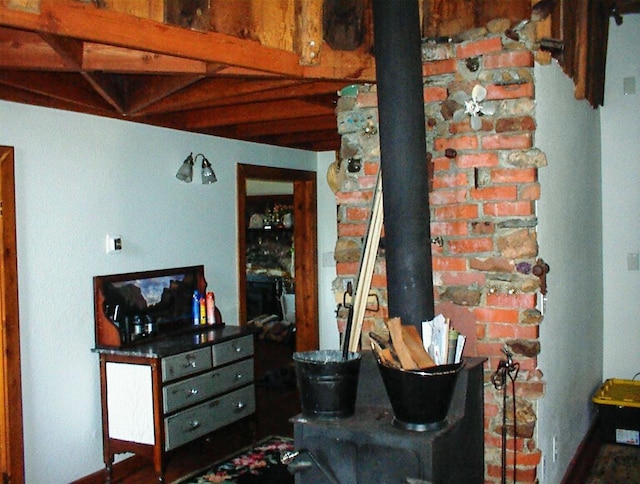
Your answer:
293;350;361;419
377;360;465;431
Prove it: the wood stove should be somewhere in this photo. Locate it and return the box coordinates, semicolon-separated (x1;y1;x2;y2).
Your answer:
289;353;485;483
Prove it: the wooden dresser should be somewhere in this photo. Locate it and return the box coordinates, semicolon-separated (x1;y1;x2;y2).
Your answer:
92;265;255;482
94;327;255;482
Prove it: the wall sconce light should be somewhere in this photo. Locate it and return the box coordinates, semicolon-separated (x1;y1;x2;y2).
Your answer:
176;153;217;184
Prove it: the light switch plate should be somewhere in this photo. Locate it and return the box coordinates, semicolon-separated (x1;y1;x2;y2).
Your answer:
106;234;122;254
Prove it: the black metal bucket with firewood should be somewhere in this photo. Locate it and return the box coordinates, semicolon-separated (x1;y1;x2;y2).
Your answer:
377;359;465;431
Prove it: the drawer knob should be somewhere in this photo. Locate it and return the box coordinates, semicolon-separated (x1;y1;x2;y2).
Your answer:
235;401;246;411
188;388;199;396
234;346;242;353
234;373;243;381
188;420;201;430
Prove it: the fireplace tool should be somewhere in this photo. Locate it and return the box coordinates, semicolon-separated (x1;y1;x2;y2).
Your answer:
281;448;340;484
491;347;520;484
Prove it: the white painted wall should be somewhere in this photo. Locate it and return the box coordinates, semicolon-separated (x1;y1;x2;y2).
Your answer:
317;151;341;350
0;100;338;482
534;61;603;483
601;15;640;381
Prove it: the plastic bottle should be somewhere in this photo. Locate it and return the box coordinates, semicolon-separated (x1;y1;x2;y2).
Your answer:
199;295;206;325
206;292;215;325
192;291;201;326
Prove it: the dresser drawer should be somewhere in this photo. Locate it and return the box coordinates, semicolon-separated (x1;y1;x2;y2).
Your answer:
161;347;212;382
162;359;254;413
164;384;256;451
212;335;254;366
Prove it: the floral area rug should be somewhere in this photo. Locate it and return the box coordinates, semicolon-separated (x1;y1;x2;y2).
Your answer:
586;443;640;483
174;436;294;484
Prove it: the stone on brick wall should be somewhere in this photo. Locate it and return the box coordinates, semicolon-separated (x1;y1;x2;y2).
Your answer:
507;339;541;358
521;309;543;325
497;229;537;259
440;286;482;306
334;238;361;263
506;148;548;168
470;257;514;272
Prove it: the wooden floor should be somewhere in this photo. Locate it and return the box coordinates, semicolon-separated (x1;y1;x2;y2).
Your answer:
81;338;299;484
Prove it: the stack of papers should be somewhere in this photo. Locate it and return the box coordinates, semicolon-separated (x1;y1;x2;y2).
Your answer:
421;314;466;365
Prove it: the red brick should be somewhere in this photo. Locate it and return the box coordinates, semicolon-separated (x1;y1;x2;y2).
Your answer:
371;273;387;288
481;133;532;150
434;204;479;220
471;186;518;201
476;342;507;358
520;182;541;201
449;117;494;134
435;135;479;151
442;271;486;286
422;58;458;76
336;189;373;205
487;293;536;309
363;161;379;176
483;50;534;69
448;237;493;254
484;201;534;217
495;116;536;133
338;223;367;237
424;86;448;102
486;82;534;100
457;152;499;168
515;325;539;339
345;206;370;222
432;256;467;271
336;261;358;276
431;156;451;171
433;172;468;188
476;307;520;323
491;168;537;184
430;221;468;236
487;323;517;339
430;188;467;205
456;37;503;58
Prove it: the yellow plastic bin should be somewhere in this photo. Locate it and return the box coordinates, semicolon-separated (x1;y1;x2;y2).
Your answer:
592;379;640;446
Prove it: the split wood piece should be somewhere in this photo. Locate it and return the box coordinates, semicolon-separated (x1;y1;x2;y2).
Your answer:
369;331;401;368
370;339;399;369
384;317;417;370
402;325;436;369
347;173;384;352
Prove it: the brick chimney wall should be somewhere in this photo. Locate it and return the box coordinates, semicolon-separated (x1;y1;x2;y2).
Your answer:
333;22;546;483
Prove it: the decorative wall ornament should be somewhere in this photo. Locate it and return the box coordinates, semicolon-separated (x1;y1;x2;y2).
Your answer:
464;85;496;130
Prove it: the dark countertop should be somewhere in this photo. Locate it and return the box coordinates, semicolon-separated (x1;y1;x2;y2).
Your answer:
92;324;252;359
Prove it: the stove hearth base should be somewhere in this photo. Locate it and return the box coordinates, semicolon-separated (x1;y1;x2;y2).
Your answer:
291;355;485;483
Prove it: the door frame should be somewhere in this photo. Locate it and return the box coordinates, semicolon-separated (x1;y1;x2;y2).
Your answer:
0;146;25;483
237;164;319;351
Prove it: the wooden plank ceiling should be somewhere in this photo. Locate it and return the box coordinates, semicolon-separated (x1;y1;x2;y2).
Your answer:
0;0;637;152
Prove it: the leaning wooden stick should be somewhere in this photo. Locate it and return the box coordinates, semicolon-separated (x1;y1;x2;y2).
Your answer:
347;173;384;352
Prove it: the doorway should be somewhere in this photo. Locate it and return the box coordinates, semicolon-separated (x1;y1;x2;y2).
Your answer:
237;164;319;351
0;146;25;483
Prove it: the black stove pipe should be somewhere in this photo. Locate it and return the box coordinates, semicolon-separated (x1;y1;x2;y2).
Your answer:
372;0;434;330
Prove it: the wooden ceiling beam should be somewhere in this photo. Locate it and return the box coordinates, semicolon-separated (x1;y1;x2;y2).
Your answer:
0;0;374;81
124;74;206;115
0;71;113;110
132;78;304;116
39;33;127;114
167;80;344;111
209;114;339;139
146;98;335;130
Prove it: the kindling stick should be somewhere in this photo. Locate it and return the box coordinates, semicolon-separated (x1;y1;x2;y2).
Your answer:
347;172;384;353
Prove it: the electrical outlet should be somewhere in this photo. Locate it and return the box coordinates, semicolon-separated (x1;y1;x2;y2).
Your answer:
105;234;122;254
552;435;558;463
